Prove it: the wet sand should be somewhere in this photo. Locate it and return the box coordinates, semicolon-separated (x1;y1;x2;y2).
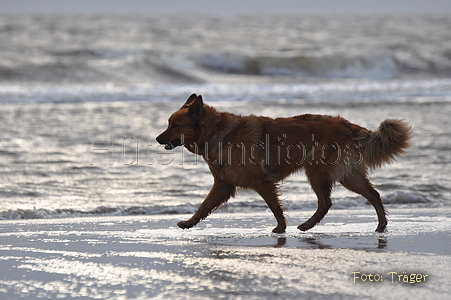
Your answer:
1;207;451;299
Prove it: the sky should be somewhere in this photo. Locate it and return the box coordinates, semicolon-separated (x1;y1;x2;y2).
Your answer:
1;0;451;16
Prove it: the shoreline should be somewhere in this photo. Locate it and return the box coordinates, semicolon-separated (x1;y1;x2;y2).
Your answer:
1;207;450;299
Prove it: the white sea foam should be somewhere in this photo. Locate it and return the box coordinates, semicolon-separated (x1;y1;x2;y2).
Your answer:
0;191;444;220
1;15;451;104
1;78;451;104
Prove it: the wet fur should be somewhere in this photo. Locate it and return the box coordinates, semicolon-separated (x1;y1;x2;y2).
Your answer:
157;94;413;233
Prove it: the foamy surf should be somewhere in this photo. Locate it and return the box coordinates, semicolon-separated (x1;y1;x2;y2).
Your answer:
0;190;443;220
2;78;451;104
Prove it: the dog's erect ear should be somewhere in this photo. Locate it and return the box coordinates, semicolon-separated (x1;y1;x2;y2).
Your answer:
182;94;197;108
188;95;204;119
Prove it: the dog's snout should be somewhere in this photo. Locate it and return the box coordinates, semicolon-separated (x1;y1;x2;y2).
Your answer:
156;135;165;144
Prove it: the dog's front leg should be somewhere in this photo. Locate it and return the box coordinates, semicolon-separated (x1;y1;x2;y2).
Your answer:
177;179;236;229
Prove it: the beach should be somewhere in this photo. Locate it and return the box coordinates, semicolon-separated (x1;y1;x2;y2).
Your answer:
1;208;451;299
1;14;451;299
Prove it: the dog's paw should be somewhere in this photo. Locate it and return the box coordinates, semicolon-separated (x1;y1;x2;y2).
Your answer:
177;220;194;229
272;226;286;234
297;223;312;232
375;224;387;233
375;220;387;233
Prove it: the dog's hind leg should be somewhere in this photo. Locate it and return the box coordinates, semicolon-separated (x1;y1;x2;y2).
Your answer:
339;171;387;232
298;167;333;232
254;181;286;233
177;179;236;229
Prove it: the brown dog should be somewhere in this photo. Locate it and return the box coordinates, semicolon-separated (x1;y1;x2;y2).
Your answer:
157;94;412;233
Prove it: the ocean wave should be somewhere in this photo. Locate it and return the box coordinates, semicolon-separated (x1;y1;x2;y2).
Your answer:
287;191;443;211
0;60;106;83
0;205;198;220
50;49;104;58
2;14;451;89
382;191;442;205
2;48;450;88
194;52;401;80
0;53;202;85
0;191;444;220
1;77;451;105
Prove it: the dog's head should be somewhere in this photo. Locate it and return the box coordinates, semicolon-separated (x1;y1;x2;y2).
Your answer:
156;94;204;150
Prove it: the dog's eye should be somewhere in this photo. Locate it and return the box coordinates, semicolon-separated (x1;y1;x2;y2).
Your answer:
171;124;180;129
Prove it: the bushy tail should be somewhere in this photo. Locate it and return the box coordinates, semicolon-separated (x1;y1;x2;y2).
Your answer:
364;119;413;170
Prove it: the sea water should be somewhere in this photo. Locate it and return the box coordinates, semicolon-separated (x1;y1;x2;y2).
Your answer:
0;15;450;220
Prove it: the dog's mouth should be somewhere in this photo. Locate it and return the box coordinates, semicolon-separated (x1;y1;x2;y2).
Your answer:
164;139;182;150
